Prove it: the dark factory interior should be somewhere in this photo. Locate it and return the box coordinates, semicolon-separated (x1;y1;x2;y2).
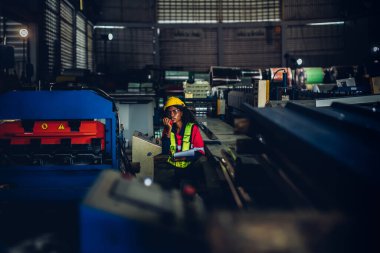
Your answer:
0;0;379;252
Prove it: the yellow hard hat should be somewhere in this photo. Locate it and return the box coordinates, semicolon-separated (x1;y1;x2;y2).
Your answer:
164;96;185;111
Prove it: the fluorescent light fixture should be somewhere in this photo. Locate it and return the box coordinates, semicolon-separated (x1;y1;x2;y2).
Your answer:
158;19;280;24
94;25;125;29
158;20;218;24
223;19;280;23
307;21;344;26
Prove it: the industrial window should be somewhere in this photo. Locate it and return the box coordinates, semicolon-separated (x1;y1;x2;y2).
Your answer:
0;16;3;39
60;0;75;71
87;22;94;72
76;13;87;69
44;0;59;75
158;0;281;23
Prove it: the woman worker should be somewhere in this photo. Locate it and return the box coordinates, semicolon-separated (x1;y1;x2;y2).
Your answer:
161;96;205;190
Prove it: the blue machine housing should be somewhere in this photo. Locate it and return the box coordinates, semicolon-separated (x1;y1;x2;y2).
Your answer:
0;90;120;202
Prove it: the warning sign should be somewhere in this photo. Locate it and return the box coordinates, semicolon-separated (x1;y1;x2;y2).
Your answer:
58;124;65;130
41;123;48;130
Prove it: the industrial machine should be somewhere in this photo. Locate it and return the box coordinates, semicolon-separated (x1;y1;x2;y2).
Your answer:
209;66;242;87
0;89;127;202
201;100;380;253
162;70;189;95
268;67;293;100
0;120;106;166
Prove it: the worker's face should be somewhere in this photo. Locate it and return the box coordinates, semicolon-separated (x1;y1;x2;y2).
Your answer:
166;106;182;123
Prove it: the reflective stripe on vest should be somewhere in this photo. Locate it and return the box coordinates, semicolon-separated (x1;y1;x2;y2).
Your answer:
167;123;194;168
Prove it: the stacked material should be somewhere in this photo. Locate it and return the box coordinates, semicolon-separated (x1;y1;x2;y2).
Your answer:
183;81;211;98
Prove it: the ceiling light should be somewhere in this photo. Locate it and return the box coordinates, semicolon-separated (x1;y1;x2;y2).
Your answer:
19;28;28;38
94;25;125;29
307;21;344;26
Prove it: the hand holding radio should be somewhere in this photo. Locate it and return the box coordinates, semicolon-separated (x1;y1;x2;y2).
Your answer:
162;117;173;138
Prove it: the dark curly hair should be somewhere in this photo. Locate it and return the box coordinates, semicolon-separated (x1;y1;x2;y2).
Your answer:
180;106;196;125
165;105;196;126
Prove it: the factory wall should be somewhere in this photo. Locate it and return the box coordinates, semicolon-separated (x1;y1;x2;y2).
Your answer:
223;26;282;68
159;28;218;71
285;24;345;67
94;0;374;72
0;17;38;82
95;0;156;23
282;0;343;20
95;27;155;72
2;0;376;78
117;102;155;146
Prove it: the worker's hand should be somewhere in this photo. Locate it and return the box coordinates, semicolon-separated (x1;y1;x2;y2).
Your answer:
162;117;172;138
163;117;173;130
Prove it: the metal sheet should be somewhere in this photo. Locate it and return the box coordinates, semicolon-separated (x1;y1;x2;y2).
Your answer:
241;101;380;211
132;132;162;180
316;94;380;107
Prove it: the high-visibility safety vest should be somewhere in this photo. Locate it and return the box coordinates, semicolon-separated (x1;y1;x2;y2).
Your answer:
168;123;194;168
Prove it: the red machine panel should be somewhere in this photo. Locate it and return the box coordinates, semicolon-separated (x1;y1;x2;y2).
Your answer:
0;120;105;150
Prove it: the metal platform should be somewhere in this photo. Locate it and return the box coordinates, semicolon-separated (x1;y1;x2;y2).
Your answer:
197;117;250;160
